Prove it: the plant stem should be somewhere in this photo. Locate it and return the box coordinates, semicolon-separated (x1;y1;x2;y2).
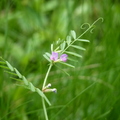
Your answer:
42;63;53;89
42;63;53;120
42;98;49;120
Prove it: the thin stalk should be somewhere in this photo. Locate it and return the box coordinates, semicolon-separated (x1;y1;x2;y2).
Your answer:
42;98;49;120
42;63;53;89
42;63;53;120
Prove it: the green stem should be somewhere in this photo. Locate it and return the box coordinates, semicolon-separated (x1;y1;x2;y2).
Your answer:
42;98;49;120
42;63;53;120
42;63;53;89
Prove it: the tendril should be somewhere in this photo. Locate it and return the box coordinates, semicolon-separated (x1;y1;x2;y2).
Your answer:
90;28;94;33
80;23;90;30
90;17;103;33
91;17;104;27
80;17;103;34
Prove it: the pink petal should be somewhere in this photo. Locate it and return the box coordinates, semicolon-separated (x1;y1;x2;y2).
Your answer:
50;52;58;61
60;54;68;62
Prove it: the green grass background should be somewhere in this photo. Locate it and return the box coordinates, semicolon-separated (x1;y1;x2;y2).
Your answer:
0;0;120;120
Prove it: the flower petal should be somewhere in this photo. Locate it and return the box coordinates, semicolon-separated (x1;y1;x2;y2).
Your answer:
50;52;58;61
60;54;68;62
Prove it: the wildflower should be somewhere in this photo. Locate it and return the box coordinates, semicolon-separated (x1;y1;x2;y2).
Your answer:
50;52;58;61
50;52;68;62
60;54;68;62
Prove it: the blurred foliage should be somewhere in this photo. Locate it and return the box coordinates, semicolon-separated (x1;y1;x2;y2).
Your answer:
0;0;120;120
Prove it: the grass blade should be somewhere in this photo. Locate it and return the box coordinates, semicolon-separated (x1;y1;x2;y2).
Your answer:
52;82;96;119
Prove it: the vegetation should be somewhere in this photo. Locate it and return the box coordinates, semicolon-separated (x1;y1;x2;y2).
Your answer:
0;0;120;120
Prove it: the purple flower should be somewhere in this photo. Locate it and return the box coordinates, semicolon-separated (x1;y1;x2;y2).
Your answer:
50;52;68;62
60;54;68;62
50;52;58;61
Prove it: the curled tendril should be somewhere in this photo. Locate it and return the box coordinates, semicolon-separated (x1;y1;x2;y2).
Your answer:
80;17;103;34
76;17;103;40
90;17;104;33
92;17;104;25
90;27;94;33
80;23;90;30
90;25;96;33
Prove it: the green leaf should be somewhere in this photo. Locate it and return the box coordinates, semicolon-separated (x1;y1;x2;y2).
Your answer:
54;46;60;51
71;30;76;39
59;61;75;68
70;45;86;51
29;82;35;92
4;70;18;76
10;77;22;82
6;61;14;71
22;76;29;85
67;57;78;62
65;51;82;58
45;52;51;57
0;65;9;69
56;38;61;45
76;39;90;42
43;95;51;106
36;88;51;106
43;54;51;62
66;36;71;45
51;44;53;52
14;68;22;78
60;41;66;50
0;61;5;64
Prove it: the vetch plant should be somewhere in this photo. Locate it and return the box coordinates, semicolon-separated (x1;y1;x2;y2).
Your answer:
0;17;103;120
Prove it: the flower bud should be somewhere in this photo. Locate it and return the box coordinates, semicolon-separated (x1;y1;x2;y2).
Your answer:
43;88;57;93
42;83;51;90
